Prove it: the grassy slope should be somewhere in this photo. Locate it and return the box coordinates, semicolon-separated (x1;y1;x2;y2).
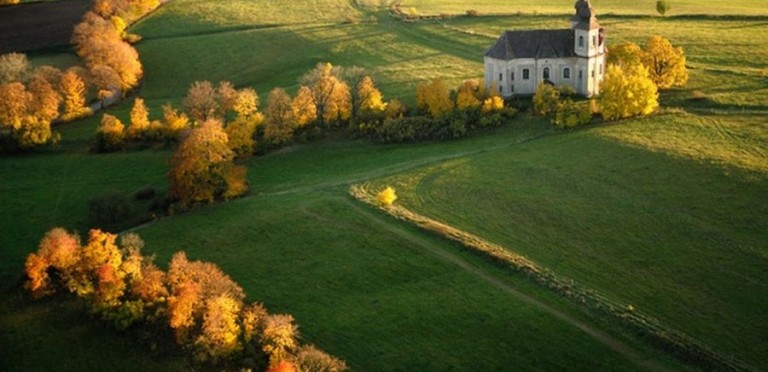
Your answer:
1;0;766;370
400;0;768;16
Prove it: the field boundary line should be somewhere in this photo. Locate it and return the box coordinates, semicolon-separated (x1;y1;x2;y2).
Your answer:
349;184;755;372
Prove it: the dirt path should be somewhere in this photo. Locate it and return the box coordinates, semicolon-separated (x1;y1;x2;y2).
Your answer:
341;197;670;371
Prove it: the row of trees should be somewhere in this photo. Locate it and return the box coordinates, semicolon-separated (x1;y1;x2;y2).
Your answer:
24;228;347;371
0;53;91;150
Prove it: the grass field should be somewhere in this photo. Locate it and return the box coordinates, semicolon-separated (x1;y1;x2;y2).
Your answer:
1;0;767;370
398;0;768;16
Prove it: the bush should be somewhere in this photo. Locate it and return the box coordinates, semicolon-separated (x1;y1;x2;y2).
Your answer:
656;0;670;16
377;187;397;207
89;192;133;228
133;186;156;200
553;99;592;129
466;9;479;17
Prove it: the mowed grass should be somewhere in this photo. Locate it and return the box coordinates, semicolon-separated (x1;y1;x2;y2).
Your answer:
1;0;767;370
399;0;768;16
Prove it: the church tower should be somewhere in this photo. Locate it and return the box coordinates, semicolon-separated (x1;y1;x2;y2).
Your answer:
571;0;606;95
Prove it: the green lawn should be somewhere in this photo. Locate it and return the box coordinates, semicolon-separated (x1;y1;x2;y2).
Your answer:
1;0;767;370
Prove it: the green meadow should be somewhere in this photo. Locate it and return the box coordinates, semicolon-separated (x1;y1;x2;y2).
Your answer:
2;0;767;370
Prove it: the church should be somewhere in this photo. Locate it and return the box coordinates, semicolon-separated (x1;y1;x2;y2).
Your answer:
484;0;607;97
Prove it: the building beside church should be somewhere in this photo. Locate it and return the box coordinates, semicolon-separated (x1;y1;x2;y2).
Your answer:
484;0;607;97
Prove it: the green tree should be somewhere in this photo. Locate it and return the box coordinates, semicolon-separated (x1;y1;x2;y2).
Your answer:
656;0;670;16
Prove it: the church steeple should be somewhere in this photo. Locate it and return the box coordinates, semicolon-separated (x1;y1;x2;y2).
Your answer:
570;0;600;30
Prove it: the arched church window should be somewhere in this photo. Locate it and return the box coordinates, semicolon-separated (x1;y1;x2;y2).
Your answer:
563;68;571;79
543;67;550;80
579;36;584;48
523;69;530;80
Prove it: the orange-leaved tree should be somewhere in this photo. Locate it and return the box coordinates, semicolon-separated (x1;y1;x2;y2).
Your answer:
168;119;248;205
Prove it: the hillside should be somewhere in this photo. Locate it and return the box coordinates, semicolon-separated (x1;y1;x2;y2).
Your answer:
1;0;767;370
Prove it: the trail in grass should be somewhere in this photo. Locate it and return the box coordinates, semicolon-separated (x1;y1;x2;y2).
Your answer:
341;196;669;372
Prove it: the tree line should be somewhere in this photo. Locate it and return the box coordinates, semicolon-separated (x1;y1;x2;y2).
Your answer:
24;227;347;372
0;0;159;152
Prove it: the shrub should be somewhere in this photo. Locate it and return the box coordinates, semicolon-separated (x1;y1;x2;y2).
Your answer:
88;191;133;228
377;186;398;207
0;53;30;83
133;186;156;200
95;114;125;152
466;9;479;17
553;99;592;129
532;83;560;116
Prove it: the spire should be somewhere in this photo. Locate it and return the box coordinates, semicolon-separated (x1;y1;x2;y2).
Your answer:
571;0;600;30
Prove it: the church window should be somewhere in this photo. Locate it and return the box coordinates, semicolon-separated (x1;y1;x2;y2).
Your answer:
563;67;571;79
579;36;584;48
543;67;550;80
578;70;583;79
523;69;530;80
593;35;597;47
499;73;503;81
500;86;503;93
599;64;603;74
511;72;515;81
591;69;595;77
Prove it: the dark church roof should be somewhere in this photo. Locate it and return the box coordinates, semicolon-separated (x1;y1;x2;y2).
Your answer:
484;29;576;60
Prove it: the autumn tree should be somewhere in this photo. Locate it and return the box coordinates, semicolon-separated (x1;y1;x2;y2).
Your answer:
96;114;125;151
642;35;688;89
300;63;352;127
195;294;244;361
0;53;30;83
60;68;90;121
163;103;190;137
216;81;238;117
127;97;150;139
291;86;317;127
263;88;295;146
32;66;63;87
377;186;397;207
532;83;560;116
416;78;453;118
356;76;386;116
600;64;659;120
233;88;260;119
294;345;348;372
0;82;30;129
168;119;248;204
226;114;261;156
90;64;122;99
455;80;483;111
607;41;644;68
481;96;504;114
261;314;299;368
184;81;218;123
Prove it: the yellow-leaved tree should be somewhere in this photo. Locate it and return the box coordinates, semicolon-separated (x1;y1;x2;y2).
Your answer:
59;68;89;121
291;86;317;127
263;88;295;146
357;76;387;115
195;294;243;362
96;114;125;151
416;78;453;118
300;63;352;127
642;35;688;89
607;41;644;68
600;64;659;120
127;97;150;140
163;104;190;137
455;80;483;111
168;119;248;205
377;186;397;207
261;314;299;368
